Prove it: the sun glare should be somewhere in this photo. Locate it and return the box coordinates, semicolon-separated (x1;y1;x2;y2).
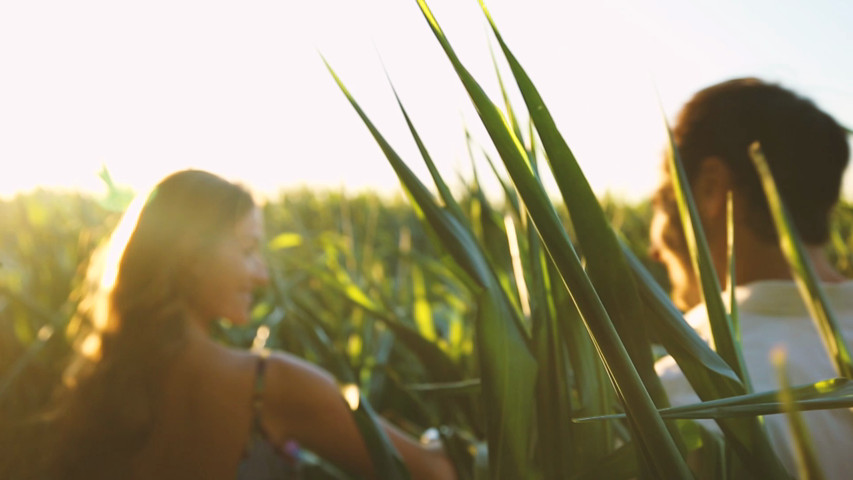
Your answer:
341;383;361;411
80;333;102;361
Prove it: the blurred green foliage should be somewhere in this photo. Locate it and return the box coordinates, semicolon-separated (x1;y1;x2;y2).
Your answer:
0;183;648;476
2;184;850;478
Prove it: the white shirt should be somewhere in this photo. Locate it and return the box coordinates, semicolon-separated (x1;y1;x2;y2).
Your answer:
656;280;853;479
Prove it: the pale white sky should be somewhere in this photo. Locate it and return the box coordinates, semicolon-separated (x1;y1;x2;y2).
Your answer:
1;0;851;201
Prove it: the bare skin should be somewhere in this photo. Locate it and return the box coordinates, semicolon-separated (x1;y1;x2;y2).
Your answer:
133;323;454;480
131;328;258;479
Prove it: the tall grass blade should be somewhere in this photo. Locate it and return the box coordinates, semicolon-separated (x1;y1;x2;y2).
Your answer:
749;142;853;378
622;244;743;384
660;117;750;386
576;377;853;421
773;350;827;480
348;389;412;480
385;70;468;224
471;137;520;218
657;114;795;475
325;57;540;479
411;264;437;341
0;285;63;400
407;379;481;395
414;0;691;477
726;193;740;338
308;262;463;382
525;220;576;478
477;0;673;418
571;443;638;480
487;40;524;146
556;279;616;471
623;243;791;477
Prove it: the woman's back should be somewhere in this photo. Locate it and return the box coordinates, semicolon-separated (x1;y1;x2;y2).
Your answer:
131;340;257;480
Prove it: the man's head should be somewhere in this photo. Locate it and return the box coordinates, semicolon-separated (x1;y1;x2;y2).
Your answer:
650;78;850;310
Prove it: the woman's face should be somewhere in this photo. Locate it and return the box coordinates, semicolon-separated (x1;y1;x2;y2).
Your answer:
649;183;700;311
186;207;269;326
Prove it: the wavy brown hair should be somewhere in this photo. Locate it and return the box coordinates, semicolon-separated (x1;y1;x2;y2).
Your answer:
49;170;255;479
672;77;849;244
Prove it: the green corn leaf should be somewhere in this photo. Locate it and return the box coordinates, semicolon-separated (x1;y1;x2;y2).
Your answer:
622;244;743;384
380;316;463;384
0;285;63;401
575;377;853;422
773;350;827;480
379;317;480;428
570;443;638;480
413;0;690;477
411;263;437;341
268;232;303;250
325;58;489;286
347;389;412;480
528;228;576;478
468;170;517;299
325;56;539;479
660;116;750;388
658;114;793;476
97;165;135;212
438;427;478;480
418;0;692;478
366;329;396;408
312;267;386;317
623;243;791;477
487;39;525;147
480;0;659;382
480;148;520;219
556;278;616;470
470;293;539;479
749;142;853;378
306;260;464;384
385;69;468;224
477;3;687;465
407;379;481;395
726;193;740;339
286;299;362;389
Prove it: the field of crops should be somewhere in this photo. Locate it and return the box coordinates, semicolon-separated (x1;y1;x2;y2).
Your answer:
0;176;652;473
3;177;853;479
4;2;853;479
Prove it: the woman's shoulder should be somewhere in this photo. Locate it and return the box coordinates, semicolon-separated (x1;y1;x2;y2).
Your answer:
261;351;339;405
256;351;348;442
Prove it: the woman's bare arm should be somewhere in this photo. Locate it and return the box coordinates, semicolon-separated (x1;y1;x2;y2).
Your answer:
261;352;456;480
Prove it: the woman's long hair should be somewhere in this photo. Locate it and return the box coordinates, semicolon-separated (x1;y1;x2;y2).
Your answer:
51;170;255;478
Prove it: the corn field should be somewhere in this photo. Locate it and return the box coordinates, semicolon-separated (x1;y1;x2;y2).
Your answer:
3;1;853;479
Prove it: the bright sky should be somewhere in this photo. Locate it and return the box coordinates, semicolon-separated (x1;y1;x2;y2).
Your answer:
1;0;851;202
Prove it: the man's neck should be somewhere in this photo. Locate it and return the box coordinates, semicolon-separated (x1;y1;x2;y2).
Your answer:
726;232;845;286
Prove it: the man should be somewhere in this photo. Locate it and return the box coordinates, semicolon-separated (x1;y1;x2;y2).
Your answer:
650;78;853;478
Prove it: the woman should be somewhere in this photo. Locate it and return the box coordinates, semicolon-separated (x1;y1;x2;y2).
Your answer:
51;170;455;479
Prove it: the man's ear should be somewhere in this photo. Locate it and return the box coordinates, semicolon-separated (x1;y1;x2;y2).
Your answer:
692;156;732;222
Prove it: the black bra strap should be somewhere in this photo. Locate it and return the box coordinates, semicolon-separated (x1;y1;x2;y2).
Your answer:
250;353;269;425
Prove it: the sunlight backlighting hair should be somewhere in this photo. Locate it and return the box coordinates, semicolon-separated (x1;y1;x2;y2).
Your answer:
62;188;152;384
93;188;152;331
